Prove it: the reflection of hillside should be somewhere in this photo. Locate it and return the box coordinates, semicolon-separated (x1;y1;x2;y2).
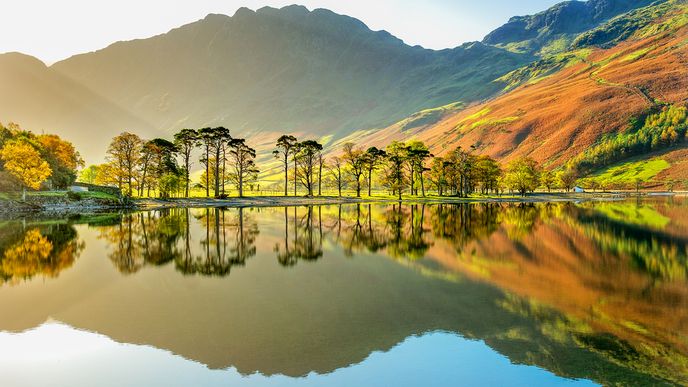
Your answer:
427;202;688;385
0;223;84;285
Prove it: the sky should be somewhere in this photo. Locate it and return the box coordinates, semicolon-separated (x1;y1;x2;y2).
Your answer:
0;0;563;64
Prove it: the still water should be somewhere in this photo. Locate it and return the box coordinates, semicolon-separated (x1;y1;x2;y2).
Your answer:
0;199;686;386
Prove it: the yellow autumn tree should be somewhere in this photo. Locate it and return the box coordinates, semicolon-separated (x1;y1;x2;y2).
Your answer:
0;140;52;199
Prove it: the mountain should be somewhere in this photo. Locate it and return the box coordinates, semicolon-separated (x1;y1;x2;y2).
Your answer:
0;1;671;164
5;5;525;162
351;0;688;185
0;53;158;154
483;0;661;55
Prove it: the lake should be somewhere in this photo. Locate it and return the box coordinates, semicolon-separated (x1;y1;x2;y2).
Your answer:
0;198;686;386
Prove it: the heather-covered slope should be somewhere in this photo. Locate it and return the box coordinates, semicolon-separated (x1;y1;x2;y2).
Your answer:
352;0;688;182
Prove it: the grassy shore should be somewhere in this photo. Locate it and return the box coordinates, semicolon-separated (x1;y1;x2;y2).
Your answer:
1;190;681;214
134;192;639;210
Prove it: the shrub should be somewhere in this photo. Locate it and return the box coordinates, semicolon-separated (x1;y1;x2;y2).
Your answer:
66;191;82;201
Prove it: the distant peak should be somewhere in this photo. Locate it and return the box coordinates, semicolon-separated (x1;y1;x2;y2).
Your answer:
255;4;311;17
278;4;311;14
232;7;255;18
0;52;47;68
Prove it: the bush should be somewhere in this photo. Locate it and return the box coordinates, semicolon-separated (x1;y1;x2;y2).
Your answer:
66;191;82;201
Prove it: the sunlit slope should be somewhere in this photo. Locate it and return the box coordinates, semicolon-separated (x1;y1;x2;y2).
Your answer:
49;6;525;141
352;1;688;174
0;53;158;161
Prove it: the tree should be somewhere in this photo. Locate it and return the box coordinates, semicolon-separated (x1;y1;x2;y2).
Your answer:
540;170;557;192
328;156;344;197
209;127;232;198
384;141;408;200
106;132;143;196
79;165;99;184
474;155;501;194
227;138;258;197
504;157;541;196
0;140;52;200
294;140;323;196
147;139;179;198
558;169;578;192
273;135;298;196
406;141;431;196
343;143;366;197
37;134;84;189
363;147;386;197
174;129;198;197
138;141;156;197
197;128;214;198
428;157;448;196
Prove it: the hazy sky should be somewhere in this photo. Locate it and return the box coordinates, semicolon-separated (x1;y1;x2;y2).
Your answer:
1;0;563;64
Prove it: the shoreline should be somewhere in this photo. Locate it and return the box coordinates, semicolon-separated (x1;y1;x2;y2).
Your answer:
0;192;682;215
135;192;642;210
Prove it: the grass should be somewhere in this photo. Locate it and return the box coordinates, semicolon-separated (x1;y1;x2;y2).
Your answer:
399;102;464;131
459;107;491;123
590;158;670;185
590;202;670;229
0;190;120;201
470;116;521;130
622;46;654;62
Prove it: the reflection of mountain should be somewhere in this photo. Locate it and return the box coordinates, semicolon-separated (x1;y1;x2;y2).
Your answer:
0;200;685;385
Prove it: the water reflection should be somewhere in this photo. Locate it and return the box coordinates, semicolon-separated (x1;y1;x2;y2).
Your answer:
0;199;686;386
0;223;83;285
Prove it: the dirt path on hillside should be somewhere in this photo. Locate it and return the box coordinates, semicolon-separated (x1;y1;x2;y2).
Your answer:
583;59;656;106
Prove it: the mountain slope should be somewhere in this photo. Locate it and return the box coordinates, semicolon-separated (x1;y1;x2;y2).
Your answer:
351;0;688;181
0;53;158;153
484;0;661;55
48;6;524;146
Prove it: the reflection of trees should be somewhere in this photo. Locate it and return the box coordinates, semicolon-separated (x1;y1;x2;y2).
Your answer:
176;207;258;276
428;203;501;252
383;204;432;260
98;208;259;276
500;203;538;240
275;206;323;266
0;224;83;285
99;209;186;274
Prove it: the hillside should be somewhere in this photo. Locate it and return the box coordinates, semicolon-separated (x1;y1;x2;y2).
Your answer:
484;0;661;55
351;0;688;185
1;5;528;163
2;1;661;164
0;53;158;156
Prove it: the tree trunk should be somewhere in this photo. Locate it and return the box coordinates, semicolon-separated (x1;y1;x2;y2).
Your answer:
239;166;244;198
368;169;372;197
284;157;289;196
318;159;322;196
205;147;210;198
